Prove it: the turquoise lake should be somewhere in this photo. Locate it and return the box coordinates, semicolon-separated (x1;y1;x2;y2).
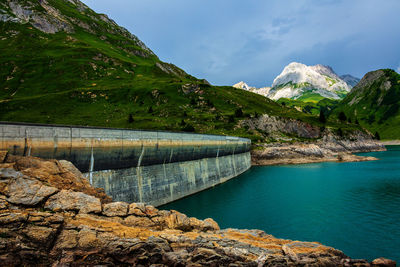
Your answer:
161;145;400;262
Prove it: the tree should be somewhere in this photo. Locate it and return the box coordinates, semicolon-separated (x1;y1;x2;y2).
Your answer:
319;110;326;123
338;111;347;122
337;128;344;137
128;114;134;123
182;124;195;132
374;131;381;140
234;108;243;117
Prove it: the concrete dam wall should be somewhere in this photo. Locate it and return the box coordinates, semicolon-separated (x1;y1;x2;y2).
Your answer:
0;122;251;206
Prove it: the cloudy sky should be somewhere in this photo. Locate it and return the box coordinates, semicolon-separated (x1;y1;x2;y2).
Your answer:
82;0;400;87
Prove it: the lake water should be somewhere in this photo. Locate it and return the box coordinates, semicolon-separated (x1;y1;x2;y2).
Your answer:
161;146;400;262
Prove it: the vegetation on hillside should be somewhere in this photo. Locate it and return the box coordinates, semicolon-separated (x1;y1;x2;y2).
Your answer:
0;0;366;142
332;69;400;140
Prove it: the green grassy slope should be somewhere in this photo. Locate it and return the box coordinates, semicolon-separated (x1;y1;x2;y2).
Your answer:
332;69;400;139
0;0;363;142
277;98;339;116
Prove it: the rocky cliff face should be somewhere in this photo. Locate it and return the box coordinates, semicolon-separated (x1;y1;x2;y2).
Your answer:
1;0;154;55
340;74;360;88
0;153;395;266
240;114;322;140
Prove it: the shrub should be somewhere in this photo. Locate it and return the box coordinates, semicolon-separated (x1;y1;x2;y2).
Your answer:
234;108;243;117
182;124;195;132
374;131;381;140
338;111;347;122
128;114;134;123
319;110;326;123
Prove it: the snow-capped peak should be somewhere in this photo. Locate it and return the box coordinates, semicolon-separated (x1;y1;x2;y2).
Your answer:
233;81;253;91
268;62;352;100
233;62;359;102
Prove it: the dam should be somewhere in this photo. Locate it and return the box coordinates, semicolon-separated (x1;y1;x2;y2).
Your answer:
0;122;251;206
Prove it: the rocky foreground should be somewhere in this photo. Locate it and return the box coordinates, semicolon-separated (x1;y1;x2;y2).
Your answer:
0;152;396;266
252;138;386;166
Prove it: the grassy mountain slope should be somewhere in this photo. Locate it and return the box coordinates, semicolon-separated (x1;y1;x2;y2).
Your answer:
0;0;362;142
277;98;339;116
333;69;400;139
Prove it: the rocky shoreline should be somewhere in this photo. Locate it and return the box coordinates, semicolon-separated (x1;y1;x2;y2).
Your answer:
381;140;400;145
0;152;396;266
252;139;386;166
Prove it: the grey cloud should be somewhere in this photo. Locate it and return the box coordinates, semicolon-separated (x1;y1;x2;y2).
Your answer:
82;0;400;87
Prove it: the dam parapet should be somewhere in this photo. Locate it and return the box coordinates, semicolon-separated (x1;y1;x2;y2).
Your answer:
0;122;251;206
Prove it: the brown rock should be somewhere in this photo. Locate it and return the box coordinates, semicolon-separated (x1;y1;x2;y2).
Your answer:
14;156;60;175
371;258;396;267
165;210;191;231
6;177;58;206
54;230;78;249
0;212;28;225
58;160;86;182
78;228;103;248
27;212;64;227
203;218;219;231
0;151;7;162
0;195;8;210
145;205;159;217
128;202;147;216
103;201;129;217
124;215;155;228
5;156;112;204
44;190;101;214
23;225;58;246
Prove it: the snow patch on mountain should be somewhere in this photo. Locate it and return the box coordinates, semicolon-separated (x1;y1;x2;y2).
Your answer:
233;81;271;97
234;62;359;101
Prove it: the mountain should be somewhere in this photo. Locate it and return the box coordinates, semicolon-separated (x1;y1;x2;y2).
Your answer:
333;69;400;139
233;81;271;97
0;0;344;142
234;63;358;103
340;74;360;88
268;62;352;102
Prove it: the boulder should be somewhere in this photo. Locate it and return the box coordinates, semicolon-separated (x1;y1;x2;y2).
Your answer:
128;203;147;216
78;228;103;248
0;168;23;179
124;215;155;228
203;218;220;231
165;210;191;231
54;230;78;249
44;190;101;214
145;205;159;217
102;201;128;217
22;225;58;247
371;258;397;267
6;177;58;206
